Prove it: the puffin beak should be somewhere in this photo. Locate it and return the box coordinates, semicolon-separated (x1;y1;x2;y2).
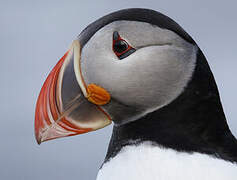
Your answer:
35;40;111;144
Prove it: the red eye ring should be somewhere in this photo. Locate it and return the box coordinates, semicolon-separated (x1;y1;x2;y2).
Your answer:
112;31;135;59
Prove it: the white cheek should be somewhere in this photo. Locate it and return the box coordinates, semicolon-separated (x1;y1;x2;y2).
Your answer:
82;44;196;110
80;27;117;81
80;21;197;112
120;46;194;108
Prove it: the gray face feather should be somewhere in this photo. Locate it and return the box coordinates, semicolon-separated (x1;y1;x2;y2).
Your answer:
80;21;197;125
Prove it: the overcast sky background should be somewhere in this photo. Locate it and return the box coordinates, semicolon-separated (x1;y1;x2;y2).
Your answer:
0;0;237;180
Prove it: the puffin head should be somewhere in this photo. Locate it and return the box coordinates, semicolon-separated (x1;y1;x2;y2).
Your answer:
35;8;203;144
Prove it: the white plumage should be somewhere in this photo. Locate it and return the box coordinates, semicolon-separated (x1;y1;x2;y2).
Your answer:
97;142;237;180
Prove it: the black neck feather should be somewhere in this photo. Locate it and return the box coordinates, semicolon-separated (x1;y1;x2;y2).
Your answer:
105;49;237;163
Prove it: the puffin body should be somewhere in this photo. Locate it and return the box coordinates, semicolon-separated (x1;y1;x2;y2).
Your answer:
97;142;237;180
34;9;237;179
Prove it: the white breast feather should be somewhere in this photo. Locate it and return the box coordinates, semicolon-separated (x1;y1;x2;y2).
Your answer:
97;142;237;180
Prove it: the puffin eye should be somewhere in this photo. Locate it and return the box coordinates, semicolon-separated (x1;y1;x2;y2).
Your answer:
113;31;136;60
114;40;129;53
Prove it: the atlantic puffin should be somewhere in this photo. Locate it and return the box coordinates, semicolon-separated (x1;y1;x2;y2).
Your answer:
35;8;237;179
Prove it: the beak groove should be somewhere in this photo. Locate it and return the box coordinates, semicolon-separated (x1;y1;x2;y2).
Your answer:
35;40;111;144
